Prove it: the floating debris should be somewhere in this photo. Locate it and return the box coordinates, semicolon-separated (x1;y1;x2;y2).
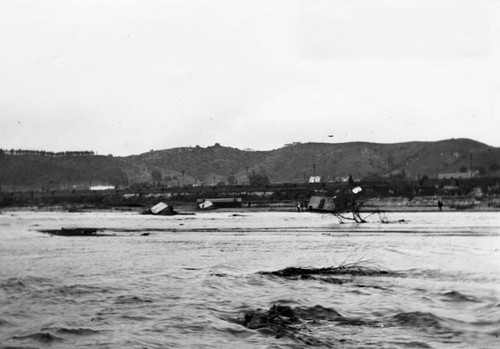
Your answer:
242;304;299;331
197;198;242;209
38;228;111;237
261;265;393;278
236;303;372;344
141;202;177;215
259;263;398;286
198;200;215;210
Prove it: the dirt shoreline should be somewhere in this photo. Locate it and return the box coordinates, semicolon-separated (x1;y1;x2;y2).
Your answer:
1;202;499;213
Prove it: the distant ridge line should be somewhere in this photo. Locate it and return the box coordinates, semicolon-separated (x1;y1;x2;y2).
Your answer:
0;149;96;157
0;138;492;157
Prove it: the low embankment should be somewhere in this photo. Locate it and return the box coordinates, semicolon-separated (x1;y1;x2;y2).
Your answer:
1;178;499;211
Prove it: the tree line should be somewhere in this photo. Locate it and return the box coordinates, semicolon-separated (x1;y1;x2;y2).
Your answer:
0;149;95;157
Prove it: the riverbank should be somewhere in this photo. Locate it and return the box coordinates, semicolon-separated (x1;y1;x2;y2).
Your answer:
2;195;500;214
2;177;500;213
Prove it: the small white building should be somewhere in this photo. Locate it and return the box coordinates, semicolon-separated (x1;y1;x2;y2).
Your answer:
309;176;321;183
89;185;115;191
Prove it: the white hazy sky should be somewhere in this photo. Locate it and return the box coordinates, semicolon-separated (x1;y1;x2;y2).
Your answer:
1;0;499;155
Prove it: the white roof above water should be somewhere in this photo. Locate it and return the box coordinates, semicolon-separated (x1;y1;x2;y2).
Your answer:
151;202;169;214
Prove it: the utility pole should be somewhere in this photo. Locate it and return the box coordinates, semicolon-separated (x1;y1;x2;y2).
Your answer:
469;152;473;178
67;168;71;191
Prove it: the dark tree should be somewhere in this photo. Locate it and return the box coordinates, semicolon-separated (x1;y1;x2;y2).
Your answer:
249;170;270;186
489;163;500;172
227;174;237;186
348;174;355;186
151;170;162;185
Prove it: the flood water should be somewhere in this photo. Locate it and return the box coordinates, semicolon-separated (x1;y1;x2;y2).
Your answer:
0;210;499;348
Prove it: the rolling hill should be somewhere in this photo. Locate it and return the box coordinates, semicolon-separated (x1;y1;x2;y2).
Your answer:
1;139;499;191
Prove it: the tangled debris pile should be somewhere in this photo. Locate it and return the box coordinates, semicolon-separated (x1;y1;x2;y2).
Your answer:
260;264;396;284
236;303;375;345
239;304;303;338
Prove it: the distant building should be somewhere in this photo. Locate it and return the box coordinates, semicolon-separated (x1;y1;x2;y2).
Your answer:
309;176;321;183
334;176;350;183
437;171;478;179
89;185;115;191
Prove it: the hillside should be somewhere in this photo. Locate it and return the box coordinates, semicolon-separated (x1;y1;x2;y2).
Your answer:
0;153;140;191
0;139;499;191
126;144;270;186
127;139;499;185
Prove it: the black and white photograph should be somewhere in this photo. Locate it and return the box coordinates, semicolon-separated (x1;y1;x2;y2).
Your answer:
1;0;499;348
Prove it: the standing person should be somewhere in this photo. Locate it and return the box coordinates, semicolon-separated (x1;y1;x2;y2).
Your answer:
437;200;443;211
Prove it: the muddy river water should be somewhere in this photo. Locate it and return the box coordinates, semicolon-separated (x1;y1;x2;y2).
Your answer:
1;210;499;348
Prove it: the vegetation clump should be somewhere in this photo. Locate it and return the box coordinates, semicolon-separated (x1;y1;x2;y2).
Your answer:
261;264;392;278
260;259;397;284
237;303;371;344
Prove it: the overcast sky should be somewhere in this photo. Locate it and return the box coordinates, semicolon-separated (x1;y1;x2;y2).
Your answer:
1;0;499;156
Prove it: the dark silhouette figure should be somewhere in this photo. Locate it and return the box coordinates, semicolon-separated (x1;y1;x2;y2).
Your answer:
348;174;355;186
